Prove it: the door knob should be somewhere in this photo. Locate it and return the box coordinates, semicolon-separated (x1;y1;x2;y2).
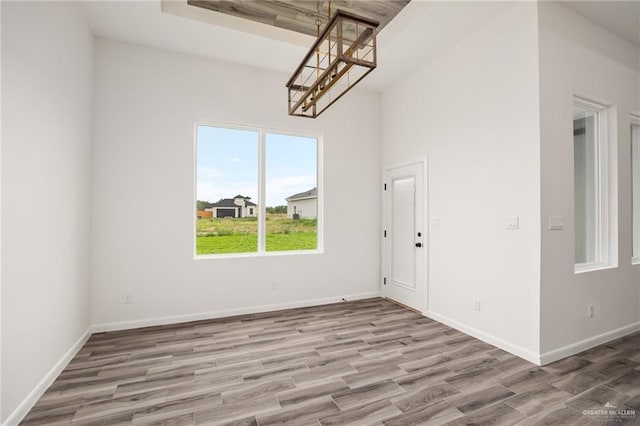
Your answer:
415;242;422;248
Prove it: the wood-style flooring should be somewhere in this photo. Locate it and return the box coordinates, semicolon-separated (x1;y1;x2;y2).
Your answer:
21;298;640;425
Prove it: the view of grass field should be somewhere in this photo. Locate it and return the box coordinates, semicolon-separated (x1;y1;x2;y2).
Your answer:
196;213;317;254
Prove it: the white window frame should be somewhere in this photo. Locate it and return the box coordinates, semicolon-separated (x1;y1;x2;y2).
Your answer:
631;113;640;265
573;96;615;273
193;121;324;259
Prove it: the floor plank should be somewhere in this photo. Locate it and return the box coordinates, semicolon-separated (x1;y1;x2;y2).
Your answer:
20;298;640;425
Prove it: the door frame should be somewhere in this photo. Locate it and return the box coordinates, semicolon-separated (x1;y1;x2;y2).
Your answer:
381;157;429;315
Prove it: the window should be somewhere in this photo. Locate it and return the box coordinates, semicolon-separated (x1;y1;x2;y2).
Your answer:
573;97;613;272
632;114;640;263
195;123;320;256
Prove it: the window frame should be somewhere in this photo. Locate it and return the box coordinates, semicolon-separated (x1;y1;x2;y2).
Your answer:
573;96;615;274
193;121;323;259
631;113;640;265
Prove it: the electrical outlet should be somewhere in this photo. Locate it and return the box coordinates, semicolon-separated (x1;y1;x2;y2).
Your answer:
588;304;594;318
432;217;440;226
123;293;133;304
505;216;519;230
271;282;277;290
549;216;563;230
474;300;481;311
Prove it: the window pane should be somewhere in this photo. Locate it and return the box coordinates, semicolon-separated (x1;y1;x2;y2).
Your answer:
574;106;599;264
196;125;259;255
265;133;317;252
633;123;640;260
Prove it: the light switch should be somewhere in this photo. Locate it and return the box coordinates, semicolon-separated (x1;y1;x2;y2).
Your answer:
432;217;440;226
505;216;519;230
549;216;563;230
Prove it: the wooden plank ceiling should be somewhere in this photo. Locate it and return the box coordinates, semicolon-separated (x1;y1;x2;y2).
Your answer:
187;0;410;37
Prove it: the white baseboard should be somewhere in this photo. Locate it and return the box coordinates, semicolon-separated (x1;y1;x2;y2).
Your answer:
424;310;640;366
3;327;91;426
92;291;383;333
424;310;542;365
539;321;640;365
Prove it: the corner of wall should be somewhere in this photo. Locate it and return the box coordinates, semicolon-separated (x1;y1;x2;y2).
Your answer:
537;1;640;358
381;1;542;360
1;2;95;422
1;329;91;426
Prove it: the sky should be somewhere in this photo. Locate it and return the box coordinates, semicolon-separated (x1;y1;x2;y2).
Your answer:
196;125;317;207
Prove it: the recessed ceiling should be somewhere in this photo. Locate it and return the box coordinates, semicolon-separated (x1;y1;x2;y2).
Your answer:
187;0;410;38
79;1;514;92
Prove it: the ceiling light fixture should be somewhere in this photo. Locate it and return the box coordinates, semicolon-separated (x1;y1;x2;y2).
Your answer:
286;2;379;118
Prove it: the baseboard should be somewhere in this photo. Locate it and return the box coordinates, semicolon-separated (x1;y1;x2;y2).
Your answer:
92;291;383;333
424;310;542;365
539;321;640;365
3;327;91;426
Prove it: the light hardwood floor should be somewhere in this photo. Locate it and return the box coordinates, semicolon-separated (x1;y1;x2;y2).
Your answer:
21;298;640;425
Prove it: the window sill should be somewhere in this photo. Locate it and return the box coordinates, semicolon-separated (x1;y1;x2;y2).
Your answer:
574;263;617;274
194;249;323;260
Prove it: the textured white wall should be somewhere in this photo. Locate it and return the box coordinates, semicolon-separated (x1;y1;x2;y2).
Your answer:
90;39;382;328
538;2;640;355
381;3;542;359
1;1;94;421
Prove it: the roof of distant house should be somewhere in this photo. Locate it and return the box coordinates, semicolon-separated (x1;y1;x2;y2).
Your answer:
286;187;317;201
210;196;257;208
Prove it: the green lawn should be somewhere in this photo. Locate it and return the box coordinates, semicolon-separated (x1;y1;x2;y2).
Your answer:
196;234;258;254
196;214;317;255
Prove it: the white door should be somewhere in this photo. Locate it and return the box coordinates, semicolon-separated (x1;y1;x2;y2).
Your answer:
383;160;426;313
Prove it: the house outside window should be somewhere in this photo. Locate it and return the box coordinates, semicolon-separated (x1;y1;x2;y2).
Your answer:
195;123;321;256
286;188;317;220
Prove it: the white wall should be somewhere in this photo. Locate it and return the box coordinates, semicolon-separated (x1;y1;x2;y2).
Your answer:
381;3;541;360
90;39;381;329
1;1;94;422
538;3;640;358
0;2;4;420
287;198;317;219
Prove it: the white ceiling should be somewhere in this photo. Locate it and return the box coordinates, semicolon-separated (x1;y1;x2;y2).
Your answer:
79;0;513;92
79;1;639;93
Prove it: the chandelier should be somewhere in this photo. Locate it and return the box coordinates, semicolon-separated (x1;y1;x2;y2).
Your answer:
286;6;379;118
